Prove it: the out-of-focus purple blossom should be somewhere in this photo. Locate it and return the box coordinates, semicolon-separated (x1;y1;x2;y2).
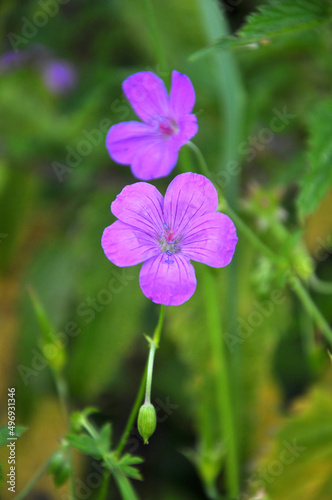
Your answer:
0;51;27;72
40;59;77;95
0;45;77;95
101;172;238;306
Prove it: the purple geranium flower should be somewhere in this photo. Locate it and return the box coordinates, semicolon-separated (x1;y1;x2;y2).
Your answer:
101;172;237;306
106;71;198;180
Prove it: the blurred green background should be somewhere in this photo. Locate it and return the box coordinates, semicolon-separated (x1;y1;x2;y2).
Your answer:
1;0;332;499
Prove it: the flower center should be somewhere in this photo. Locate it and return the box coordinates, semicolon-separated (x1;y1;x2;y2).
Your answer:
150;115;178;136
158;223;180;263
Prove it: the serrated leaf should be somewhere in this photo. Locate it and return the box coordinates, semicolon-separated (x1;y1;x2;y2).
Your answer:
297;98;332;219
118;454;144;466
191;0;331;58
66;434;102;458
117;454;144;480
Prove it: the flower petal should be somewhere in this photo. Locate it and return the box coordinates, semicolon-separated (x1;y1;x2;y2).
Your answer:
123;72;169;124
170;114;198;150
181;212;238;267
169;71;196;119
101;220;159;267
106;121;156;164
139;253;197;306
131;140;178;180
163;173;219;235
111;182;164;236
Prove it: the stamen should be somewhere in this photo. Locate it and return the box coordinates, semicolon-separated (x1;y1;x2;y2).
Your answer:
150;115;178;137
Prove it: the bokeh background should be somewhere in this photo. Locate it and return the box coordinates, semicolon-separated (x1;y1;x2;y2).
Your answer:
1;0;332;499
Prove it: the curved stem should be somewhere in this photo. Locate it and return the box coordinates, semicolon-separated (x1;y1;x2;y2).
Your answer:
188;141;282;266
291;276;332;344
144;304;166;403
225;204;282;266
309;274;332;294
187;141;212;179
145;341;157;404
115;305;166;455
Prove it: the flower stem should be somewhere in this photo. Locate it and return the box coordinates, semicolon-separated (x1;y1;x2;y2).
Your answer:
291;275;332;344
144;304;166;404
201;268;239;499
145;341;157;404
115;305;166;455
187;140;281;266
309;274;332;294
187;141;212;178
96;469;111;500
152;303;166;347
225;204;282;266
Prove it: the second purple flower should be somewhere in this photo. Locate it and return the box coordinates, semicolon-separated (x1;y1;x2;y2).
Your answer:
106;71;198;180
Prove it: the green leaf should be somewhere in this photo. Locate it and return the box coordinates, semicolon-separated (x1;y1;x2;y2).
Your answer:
0;426;27;447
66;434;102;459
113;470;140;500
297;98;332;219
117;454;144;481
96;422;112;455
191;0;331;58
